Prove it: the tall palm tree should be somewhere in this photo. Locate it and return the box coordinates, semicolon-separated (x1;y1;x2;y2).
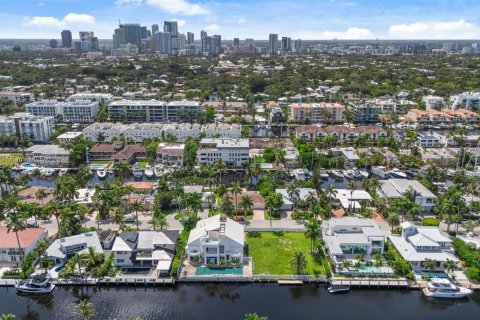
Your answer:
347;180;356;213
113;161;131;183
324;185;338;200
443;259;456;275
150;216;169;231
423;259;437;278
230;181;242;213
239;195;253;218
111;206;126;231
35;188;48;206
129;201;143;230
214;159;227;184
75;164;93;187
290;251;308;275
304;219;319;252
387;212;400;233
6;210;26;262
81;246;104;271
287;184;300;212
76;299;96;320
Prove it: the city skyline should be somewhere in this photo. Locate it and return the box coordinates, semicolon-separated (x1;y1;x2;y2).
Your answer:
0;0;480;40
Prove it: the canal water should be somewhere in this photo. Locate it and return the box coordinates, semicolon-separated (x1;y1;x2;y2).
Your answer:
1;284;479;320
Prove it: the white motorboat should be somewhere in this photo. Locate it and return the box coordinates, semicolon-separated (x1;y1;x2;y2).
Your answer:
422;278;472;299
96;167;107;179
328;285;350;294
359;170;369;179
58;168;68;176
15;273;55;294
144;165;155;178
331;170;344;179
343;170;354;179
319;168;330;179
352;169;362;179
107;170;114;175
133;163;143;179
43;168;55;177
388;168;408;179
153;165;163;177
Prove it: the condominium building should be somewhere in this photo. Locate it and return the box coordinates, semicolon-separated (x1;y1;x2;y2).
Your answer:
295;124;386;142
450;92;480;110
66;93;113;104
422;95;445;110
62;101;99;123
26;100;61;118
289;103;345;124
405;109;430;124
348;103;381;124
197;138;249;167
108;100;166;123
83;122;126;142
202;123;242;139
120;123;164;143
166;100;202;122
0;92;34;105
0;113;54;142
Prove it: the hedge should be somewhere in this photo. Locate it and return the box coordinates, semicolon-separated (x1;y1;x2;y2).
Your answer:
452;237;480;281
422;217;440;227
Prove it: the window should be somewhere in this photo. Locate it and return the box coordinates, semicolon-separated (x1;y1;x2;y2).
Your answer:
116;259;125;263
219;245;224;254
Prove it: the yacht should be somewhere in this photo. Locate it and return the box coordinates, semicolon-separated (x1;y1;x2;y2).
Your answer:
331;170;344;179
359;170;369;179
388;168;408;179
328;285;350;294
43;168;55;177
15;273;55;294
319;168;330;179
154;165;163;177
144;165;155;179
133;163;143;179
107;170;114;175
96;167;107;179
352;169;362;179
58;168;68;176
343;170;354;179
422;278;472;299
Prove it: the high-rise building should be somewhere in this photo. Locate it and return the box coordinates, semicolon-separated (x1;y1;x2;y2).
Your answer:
61;30;72;48
164;21;179;52
153;32;172;55
141;26;148;39
281;37;291;52
113;24;142;49
178;34;186;51
202;36;212;55
200;30;207;39
187;32;194;45
79;31;94;42
79;31;98;50
212;35;222;54
245;38;254;45
152;24;159;34
233;38;240;47
294;39;302;52
49;39;58;48
268;34;278;54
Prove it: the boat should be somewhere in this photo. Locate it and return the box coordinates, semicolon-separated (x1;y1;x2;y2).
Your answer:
331;170;344;179
359;170;369;179
422;278;472;299
144;165;155;178
446;169;455;178
154;165;163;177
343;170;354;179
328;285;350;294
319;169;330;179
107;170;114;175
388;168;408;179
265;125;271;131
43;168;55;177
133;163;143;179
15;273;55;294
352;169;362;179
58;168;68;176
97;167;107;179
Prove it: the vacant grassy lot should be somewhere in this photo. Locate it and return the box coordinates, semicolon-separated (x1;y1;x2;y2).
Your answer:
0;153;23;166
246;232;325;276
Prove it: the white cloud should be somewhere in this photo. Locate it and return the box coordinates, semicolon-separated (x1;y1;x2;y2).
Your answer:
237;18;246;25
206;24;220;31
388;20;480;39
63;13;95;24
146;0;210;16
322;27;373;39
24;13;95;28
175;19;187;27
115;0;143;6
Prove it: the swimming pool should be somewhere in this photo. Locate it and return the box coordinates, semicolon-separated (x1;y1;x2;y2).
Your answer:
21;163;35;168
415;271;448;278
196;266;243;275
121;267;151;275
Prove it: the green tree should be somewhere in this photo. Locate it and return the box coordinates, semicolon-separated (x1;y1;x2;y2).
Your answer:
304;219;319;252
239;195;253;218
443;259;456;274
76;299;96;320
290;251;308;275
244;314;268;320
422;258;437;278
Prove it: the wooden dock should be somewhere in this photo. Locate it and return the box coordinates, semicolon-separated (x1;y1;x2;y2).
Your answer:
0;277;175;288
278;280;303;285
330;278;409;289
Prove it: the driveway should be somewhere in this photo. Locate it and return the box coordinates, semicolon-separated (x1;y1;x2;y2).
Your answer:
252;210;265;221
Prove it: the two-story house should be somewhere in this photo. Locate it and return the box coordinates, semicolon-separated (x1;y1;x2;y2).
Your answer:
45;232;103;266
0;227;48;265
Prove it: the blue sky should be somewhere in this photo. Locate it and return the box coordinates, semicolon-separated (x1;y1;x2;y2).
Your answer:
2;0;480;39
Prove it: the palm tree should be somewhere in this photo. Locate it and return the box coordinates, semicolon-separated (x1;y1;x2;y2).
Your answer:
342;259;352;270
290;251;308;275
76;299;96;320
230;181;242;214
214;159;227;184
6;210;26;261
129;201;143;230
239;195;253;218
0;314;16;320
443;259;456;275
347;180;356;213
113;161;131;183
287;184;300;212
324;185;337;200
304;219;319;252
150;216;169;231
111;206;126;231
386;212;400;233
35;188;48;206
75;164;93;187
423;259;437;278
81;246;104;271
244;314;268;320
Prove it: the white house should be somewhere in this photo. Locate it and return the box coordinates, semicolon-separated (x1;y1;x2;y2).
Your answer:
45;232;103;266
333;189;372;212
0;227;48;265
156;143;185;166
197;138;250;167
276;188;317;210
187;215;244;265
322;217;385;267
377;179;436;213
24;144;70;167
388;222;458;270
67;92;113;104
0;112;54;143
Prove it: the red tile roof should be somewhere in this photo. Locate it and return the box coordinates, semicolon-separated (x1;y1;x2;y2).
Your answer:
0;227;47;248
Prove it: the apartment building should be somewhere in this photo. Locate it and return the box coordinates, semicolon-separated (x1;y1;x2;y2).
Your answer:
62;101;99;123
405;109;430;124
406;108;480;124
422;95;445;110
121;123;164;143
295;125;386;142
83;122;126;142
156;143;185;166
26;100;61;118
450;92;480;110
202;123;242;139
166;100;202;122
289;103;345;124
0;91;34;105
348;103;381;124
197;138;249;167
163;123;202;142
108;100;166;123
0;112;54;142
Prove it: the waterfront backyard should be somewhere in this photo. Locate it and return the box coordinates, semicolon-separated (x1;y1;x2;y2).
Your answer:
246;232;327;276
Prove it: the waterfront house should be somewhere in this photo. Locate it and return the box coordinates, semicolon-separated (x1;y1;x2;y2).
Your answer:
187;215;244;265
0;227;48;265
377;179;436;213
24;145;70;167
333;189;372;212
322;217;385;268
45;232;103;266
197;138;250;167
388;222;458;270
88;141;146;164
156;143;185;166
275;188;317;211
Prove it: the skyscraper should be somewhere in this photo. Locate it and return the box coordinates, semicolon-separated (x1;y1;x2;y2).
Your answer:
141;26;148;39
200;30;207;39
79;31;97;51
152;24;159;34
178;34;186;51
164;21;179;52
201;36;212;55
233;38;240;47
294;39;302;52
201;30;208;54
61;30;72;48
213;35;222;54
49;39;58;48
187;32;194;45
113;24;141;49
268;34;278;54
281;37;291;52
153;32;172;55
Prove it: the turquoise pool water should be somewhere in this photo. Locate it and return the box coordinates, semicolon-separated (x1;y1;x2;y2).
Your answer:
196;267;243;275
22;163;34;168
415;271;448;278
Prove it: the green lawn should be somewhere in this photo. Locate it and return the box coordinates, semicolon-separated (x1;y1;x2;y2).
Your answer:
246;232;325;276
0;153;23;166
